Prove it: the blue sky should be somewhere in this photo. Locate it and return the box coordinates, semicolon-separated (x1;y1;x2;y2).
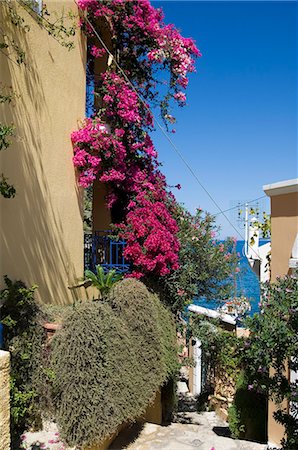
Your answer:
150;0;297;238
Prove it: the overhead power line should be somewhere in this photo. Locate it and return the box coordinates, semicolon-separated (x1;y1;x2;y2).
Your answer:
214;196;267;217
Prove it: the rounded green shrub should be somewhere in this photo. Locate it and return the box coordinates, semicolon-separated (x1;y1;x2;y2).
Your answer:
50;279;177;448
228;370;267;442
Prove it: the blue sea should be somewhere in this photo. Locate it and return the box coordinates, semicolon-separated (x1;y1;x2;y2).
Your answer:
194;240;264;316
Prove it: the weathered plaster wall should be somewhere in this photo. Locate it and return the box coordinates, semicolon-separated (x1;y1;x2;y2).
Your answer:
0;1;87;304
267;366;290;448
270;192;298;280
0;351;10;450
265;184;298;448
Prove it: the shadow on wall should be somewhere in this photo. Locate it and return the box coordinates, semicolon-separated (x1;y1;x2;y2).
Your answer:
0;2;88;305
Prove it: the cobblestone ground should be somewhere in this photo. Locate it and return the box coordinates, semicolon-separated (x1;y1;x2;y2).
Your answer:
110;381;267;450
22;384;268;450
110;410;267;450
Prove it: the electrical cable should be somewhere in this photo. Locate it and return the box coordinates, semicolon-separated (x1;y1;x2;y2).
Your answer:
214;195;267;217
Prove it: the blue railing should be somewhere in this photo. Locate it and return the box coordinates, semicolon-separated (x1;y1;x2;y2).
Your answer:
84;231;130;274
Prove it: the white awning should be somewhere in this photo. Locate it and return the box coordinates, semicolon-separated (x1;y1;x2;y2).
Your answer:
188;304;236;325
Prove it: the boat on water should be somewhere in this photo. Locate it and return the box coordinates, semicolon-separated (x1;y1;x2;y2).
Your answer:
217;295;251;319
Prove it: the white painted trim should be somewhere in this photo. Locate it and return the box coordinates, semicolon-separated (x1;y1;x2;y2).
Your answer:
289;258;298;268
267;442;282;449
188;304;236;325
192;339;202;396
289;234;298;268
263;178;298;197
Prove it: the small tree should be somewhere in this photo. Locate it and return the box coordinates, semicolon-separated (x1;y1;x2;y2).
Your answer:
152;204;238;313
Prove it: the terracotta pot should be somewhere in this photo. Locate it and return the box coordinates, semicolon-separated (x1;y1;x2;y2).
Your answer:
43;322;62;343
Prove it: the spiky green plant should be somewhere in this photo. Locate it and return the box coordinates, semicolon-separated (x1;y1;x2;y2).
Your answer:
84;265;123;300
50;279;178;448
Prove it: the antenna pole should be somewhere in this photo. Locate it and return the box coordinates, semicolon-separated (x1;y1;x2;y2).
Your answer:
244;203;249;257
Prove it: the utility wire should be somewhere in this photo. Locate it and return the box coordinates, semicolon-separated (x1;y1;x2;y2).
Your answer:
74;1;264;259
214;195;267;217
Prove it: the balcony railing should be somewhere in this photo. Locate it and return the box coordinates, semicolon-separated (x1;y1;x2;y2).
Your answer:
84;231;130;274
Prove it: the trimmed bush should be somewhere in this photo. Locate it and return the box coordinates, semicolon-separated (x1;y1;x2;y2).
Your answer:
50;279;178;448
228;371;267;442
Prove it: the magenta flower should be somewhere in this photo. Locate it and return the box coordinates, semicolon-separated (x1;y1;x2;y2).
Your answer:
174;91;187;103
90;45;106;58
72;0;201;278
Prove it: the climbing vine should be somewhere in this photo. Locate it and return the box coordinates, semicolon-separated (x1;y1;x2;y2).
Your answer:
248;208;271;243
0;1;78;198
0;85;17;198
0;0;77;66
72;0;201;278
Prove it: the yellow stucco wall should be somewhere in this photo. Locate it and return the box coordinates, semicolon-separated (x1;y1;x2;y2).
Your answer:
270;192;298;281
0;1;87;304
267;366;290;448
266;187;298;447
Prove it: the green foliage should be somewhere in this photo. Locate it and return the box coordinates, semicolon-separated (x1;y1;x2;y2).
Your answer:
0;123;14;151
0;85;16;198
0;277;46;446
27;2;77;51
41;303;74;323
190;316;241;380
228;402;244;439
228;371;267;442
191;275;297;445
10;378;38;439
83;186;93;231
84;265;123;299
191;316;267;442
0;173;16;198
2;0;77;65
243;274;298;449
0;84;18;104
50;279;178;448
110;279;178;382
249;208;271;241
153;204;238;312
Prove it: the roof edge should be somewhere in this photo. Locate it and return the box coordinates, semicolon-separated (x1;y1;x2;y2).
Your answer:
263;178;298;197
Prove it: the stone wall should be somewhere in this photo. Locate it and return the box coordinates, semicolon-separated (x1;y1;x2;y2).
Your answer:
0;350;10;450
210;369;236;421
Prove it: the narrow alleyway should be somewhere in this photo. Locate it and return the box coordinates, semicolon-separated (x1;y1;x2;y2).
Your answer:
110;386;267;450
21;381;268;450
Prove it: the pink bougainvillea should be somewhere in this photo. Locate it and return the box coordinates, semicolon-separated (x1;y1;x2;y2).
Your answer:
72;0;201;277
90;45;106;58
